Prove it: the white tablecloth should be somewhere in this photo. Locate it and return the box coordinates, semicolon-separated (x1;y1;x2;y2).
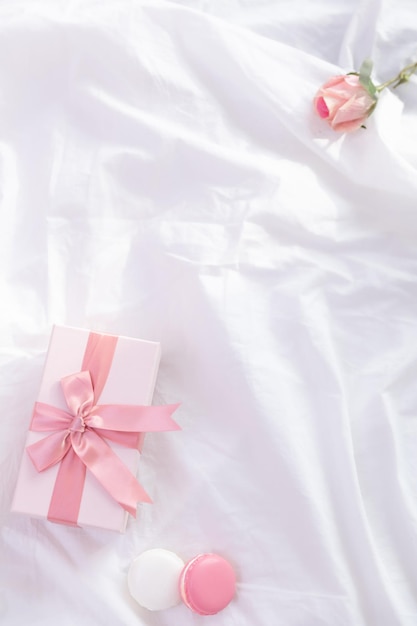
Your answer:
1;1;417;624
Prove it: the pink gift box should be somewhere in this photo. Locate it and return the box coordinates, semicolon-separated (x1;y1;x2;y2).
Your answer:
11;325;165;533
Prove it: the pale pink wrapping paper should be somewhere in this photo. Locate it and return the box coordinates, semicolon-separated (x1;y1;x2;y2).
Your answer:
11;325;161;532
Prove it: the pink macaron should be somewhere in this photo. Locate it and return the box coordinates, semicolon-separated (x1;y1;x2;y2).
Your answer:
179;553;236;615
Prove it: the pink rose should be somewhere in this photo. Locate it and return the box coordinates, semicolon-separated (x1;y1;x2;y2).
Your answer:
314;74;377;133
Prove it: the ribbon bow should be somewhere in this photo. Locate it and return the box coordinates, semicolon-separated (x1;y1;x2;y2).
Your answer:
27;370;180;521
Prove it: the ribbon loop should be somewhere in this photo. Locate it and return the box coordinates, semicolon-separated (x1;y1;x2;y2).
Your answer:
61;370;95;418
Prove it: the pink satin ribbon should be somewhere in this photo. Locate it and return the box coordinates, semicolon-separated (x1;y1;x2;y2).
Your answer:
26;332;180;526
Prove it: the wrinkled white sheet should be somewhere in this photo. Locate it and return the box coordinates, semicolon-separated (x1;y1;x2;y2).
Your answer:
1;1;417;624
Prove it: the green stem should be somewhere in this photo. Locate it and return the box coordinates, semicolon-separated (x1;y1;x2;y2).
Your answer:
376;61;417;92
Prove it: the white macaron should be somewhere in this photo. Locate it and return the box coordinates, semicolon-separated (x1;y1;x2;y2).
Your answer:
128;548;185;611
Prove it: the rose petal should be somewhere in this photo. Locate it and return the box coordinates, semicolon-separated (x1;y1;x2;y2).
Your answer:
321;95;344;120
332;95;371;126
315;96;329;118
344;74;361;87
330;118;365;133
320;75;346;89
324;82;363;100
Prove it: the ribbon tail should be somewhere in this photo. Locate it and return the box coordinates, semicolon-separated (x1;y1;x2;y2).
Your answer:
89;403;181;433
72;430;151;516
92;428;142;448
47;449;86;527
26;431;72;471
150;402;181;432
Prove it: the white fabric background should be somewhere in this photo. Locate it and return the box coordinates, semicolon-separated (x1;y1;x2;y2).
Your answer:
1;1;417;624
